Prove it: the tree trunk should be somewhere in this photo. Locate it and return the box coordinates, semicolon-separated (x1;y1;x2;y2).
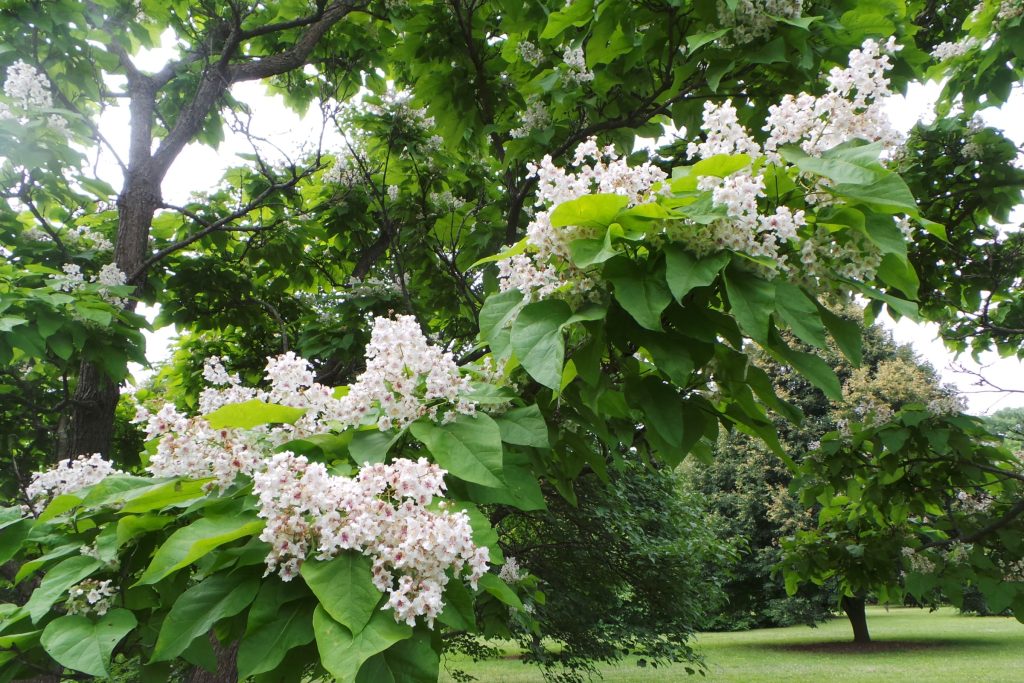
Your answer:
841;594;871;644
62;176;158;459
64;360;120;458
186;635;239;683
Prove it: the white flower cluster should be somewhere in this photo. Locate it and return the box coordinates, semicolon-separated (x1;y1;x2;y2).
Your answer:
335;315;476;431
679;39;903;280
324;152;363;188
926;392;967;416
65;579;117;616
343;275;402;299
25;454;123;513
428;190;466;213
22;225;112;251
48;262;129;307
517;40;545;67
50;263;85;292
998;0;1024;20
498;555;525;584
902;546;936;574
561;46;594;84
498;138;667;300
253;452;488;626
140;317;478;487
141;403;265;489
362;86;436;133
1;60;67;132
511;98;550;139
764;37;902;160
930;37;979;62
686;100;762;159
715;0;803;46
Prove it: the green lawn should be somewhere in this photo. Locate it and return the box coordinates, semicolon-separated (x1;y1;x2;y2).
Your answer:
440;607;1024;682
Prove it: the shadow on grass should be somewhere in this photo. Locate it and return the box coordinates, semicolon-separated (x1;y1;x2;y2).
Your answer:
751;638;996;655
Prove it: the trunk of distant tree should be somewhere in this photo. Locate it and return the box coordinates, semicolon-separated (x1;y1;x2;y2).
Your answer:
841;594;871;644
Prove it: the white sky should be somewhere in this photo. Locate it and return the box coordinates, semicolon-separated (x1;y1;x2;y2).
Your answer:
110;44;1024;415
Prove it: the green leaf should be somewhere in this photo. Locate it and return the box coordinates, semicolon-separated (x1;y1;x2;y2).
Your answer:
410;414;505;488
833;173;919;214
470;237;527;268
463;451;546;512
549;194;629;229
0;316;28;332
151;574;259;662
510;299;571;390
301;554;380;635
780;142;884;184
119;478;210;514
773;13;821;29
774;282;828;349
724;267;776;343
863;213;908;258
205;399;307;429
686;28;730;52
664;246;729;302
40;609;136;678
438;579;476;631
115;514;173;550
355;629;440;683
479;289;525;357
876;253;919;298
768;333;843;401
494;405;549;448
478;573;524;611
238;600;315;679
568;229;618;268
313;606;412;683
349;429;401;466
605;257;672;331
0;518;31;564
26;556;102;623
540;0;594;39
630;377;683;447
818;304;862;366
137;514;264;585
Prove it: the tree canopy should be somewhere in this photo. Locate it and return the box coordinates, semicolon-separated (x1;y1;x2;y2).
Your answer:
1;0;1023;680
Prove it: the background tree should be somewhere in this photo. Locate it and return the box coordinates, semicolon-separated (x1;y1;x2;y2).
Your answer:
495;461;734;680
685;312;964;635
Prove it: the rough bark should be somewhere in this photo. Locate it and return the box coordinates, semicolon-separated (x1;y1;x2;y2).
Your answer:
841;594;871;644
185;635;240;683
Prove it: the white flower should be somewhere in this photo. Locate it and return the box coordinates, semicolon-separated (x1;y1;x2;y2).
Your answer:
498;138;666;301
66;579;117;616
517;40;544;67
561;46;594;84
254;453;488;627
511;98;550;139
1;60;66;131
50;263;85;292
25;454;122;513
931;37;978;62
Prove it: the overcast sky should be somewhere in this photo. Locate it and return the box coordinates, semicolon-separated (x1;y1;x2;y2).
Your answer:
109;43;1024;415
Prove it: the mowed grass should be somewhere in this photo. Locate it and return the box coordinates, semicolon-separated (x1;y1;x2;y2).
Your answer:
439;607;1024;682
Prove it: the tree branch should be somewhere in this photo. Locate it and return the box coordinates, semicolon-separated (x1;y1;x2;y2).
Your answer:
151;0;366;179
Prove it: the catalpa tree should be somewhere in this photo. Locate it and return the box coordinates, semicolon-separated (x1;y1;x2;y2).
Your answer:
1;0;1023;680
